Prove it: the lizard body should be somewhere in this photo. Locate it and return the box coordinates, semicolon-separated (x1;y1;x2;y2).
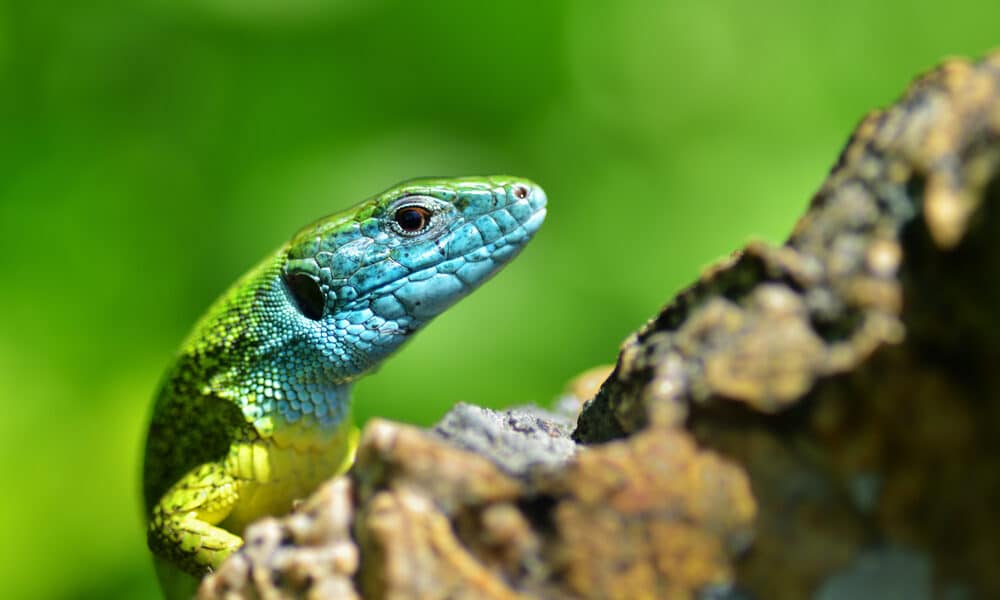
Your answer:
142;176;546;593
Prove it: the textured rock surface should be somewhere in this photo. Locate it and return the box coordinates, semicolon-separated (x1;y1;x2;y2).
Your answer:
433;403;577;475
200;412;755;599
198;478;359;600
577;52;1000;598
200;52;1000;599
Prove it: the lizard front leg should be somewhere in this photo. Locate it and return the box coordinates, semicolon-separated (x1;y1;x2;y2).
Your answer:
147;460;242;575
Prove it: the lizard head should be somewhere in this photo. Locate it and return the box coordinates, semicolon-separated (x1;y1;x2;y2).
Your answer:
279;176;547;381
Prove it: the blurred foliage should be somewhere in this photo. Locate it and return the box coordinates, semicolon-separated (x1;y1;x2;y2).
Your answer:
0;0;997;598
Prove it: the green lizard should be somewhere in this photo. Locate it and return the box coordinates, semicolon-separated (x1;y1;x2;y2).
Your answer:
142;176;546;596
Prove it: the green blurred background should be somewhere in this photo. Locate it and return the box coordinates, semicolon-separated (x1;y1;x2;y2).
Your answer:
1;1;997;597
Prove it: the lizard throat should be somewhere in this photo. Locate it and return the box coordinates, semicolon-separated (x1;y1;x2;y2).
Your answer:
240;380;353;443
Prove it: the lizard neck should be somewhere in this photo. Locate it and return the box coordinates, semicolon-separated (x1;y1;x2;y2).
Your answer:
179;252;366;440
263;382;356;450
252;380;354;440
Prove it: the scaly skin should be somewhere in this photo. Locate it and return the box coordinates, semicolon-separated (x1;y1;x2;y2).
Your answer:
143;176;546;587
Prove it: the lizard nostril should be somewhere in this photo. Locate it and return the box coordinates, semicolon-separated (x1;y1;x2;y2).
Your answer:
513;184;529;200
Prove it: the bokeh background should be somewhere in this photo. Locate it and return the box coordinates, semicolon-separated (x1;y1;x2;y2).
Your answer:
2;1;997;598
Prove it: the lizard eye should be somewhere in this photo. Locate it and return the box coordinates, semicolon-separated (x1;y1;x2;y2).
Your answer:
393;205;432;234
283;271;325;320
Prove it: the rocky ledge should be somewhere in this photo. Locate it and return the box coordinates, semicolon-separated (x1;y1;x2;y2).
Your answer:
200;52;1000;599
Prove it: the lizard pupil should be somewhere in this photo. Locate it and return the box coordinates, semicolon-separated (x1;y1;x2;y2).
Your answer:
283;271;325;320
394;206;431;233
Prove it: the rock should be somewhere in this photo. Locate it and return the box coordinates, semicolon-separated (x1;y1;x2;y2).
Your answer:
197;478;359;600
577;51;1000;598
200;51;1000;599
433;403;577;476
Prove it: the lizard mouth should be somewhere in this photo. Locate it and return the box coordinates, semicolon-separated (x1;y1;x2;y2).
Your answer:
520;206;547;237
447;198;546;264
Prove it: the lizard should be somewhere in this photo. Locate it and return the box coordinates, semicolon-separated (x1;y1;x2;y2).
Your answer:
142;176;547;596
